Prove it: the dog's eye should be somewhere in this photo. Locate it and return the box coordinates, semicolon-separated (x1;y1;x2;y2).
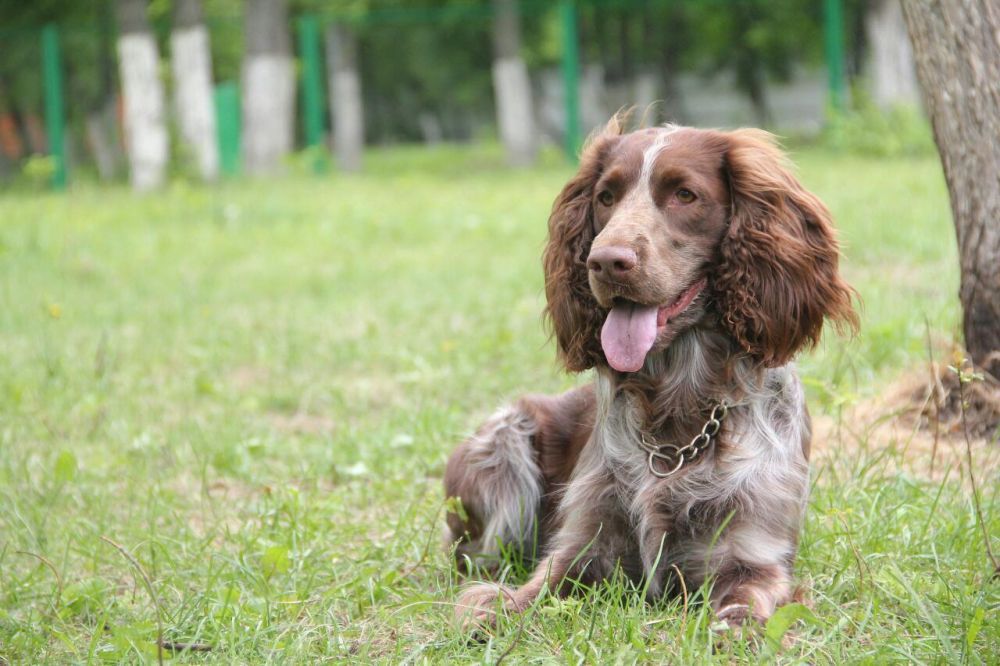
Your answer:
675;188;696;204
597;190;615;207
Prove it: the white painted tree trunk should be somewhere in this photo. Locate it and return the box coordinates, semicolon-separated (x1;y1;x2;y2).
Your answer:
491;0;536;166
242;56;294;175
171;24;218;180
866;0;920;109
492;58;536;166
118;32;168;191
242;0;294;176
326;23;363;172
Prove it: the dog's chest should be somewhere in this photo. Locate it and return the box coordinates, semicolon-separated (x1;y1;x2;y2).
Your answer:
597;398;762;505
598;400;653;487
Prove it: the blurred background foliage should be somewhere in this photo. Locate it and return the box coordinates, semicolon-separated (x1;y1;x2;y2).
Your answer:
0;0;932;187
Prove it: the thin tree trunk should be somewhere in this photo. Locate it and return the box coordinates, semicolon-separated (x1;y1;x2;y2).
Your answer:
491;0;536;167
866;0;920;109
617;11;632;82
848;0;867;80
171;0;218;181
242;0;294;176
0;78;25;160
90;1;123;181
117;0;168;191
85;102;121;180
730;1;771;127
901;1;1000;380
652;3;685;122
325;22;364;172
24;113;47;154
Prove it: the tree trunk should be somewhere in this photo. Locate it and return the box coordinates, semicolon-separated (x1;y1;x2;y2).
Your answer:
0;78;25;160
242;0;294;176
117;0;168;191
901;1;1000;380
617;11;633;82
866;0;920;109
325;22;364;172
90;2;123;181
730;1;771;127
85;102;121;180
171;0;218;181
651;3;685;122
491;0;536;167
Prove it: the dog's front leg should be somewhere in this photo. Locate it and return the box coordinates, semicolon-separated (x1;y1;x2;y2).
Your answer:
711;562;794;627
454;469;614;632
453;550;576;631
636;506;675;601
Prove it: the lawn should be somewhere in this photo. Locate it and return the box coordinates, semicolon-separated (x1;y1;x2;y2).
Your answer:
0;143;996;663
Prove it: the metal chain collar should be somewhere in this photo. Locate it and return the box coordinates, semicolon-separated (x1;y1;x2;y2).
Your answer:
638;401;729;478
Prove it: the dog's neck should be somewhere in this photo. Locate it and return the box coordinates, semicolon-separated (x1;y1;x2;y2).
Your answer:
595;325;761;434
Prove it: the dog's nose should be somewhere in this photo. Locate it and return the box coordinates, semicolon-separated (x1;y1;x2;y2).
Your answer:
587;245;637;279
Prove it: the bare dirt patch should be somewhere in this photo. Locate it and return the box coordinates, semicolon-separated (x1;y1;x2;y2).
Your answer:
267;410;337;435
813;361;999;484
228;364;271;390
906;356;1000;441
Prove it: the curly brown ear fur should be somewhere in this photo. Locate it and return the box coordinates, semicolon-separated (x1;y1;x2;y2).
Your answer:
715;129;858;367
543;117;625;372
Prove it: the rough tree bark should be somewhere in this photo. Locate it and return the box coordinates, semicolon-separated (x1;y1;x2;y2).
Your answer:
866;0;920;109
325;22;364;172
242;0;294;175
117;0;168;191
491;0;536;167
901;1;1000;380
171;0;218;181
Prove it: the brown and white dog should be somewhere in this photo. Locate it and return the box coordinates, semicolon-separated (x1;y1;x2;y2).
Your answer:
444;118;857;630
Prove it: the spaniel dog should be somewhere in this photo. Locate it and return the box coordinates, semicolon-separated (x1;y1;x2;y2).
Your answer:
444;118;857;631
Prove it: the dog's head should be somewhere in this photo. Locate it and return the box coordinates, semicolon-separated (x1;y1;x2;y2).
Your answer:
543;118;858;373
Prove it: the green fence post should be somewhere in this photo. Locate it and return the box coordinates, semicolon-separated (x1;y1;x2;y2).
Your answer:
823;0;846;112
296;14;327;174
41;24;67;189
560;0;581;161
214;82;241;177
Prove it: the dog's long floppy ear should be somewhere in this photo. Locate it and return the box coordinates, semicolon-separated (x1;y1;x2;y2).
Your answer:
543;116;624;372
714;129;858;367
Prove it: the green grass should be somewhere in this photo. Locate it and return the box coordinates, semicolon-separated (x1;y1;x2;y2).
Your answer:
0;144;996;663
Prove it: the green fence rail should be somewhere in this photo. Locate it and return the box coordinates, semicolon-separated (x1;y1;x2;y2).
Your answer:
297;14;328;174
823;0;846;112
560;0;581;160
214;82;241;177
41;23;67;190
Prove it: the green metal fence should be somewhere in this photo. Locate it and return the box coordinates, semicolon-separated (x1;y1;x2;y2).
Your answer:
823;0;846;112
296;14;328;174
7;0;848;190
41;24;67;189
560;0;582;158
214;82;241;177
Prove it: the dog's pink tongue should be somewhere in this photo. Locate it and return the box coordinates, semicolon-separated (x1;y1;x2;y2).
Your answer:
601;302;659;373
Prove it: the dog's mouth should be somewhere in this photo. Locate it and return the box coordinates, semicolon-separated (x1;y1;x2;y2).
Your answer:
600;278;707;373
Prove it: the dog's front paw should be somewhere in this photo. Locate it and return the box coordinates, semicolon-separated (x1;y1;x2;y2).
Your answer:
711;604;768;653
716;602;756;629
454;582;518;634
